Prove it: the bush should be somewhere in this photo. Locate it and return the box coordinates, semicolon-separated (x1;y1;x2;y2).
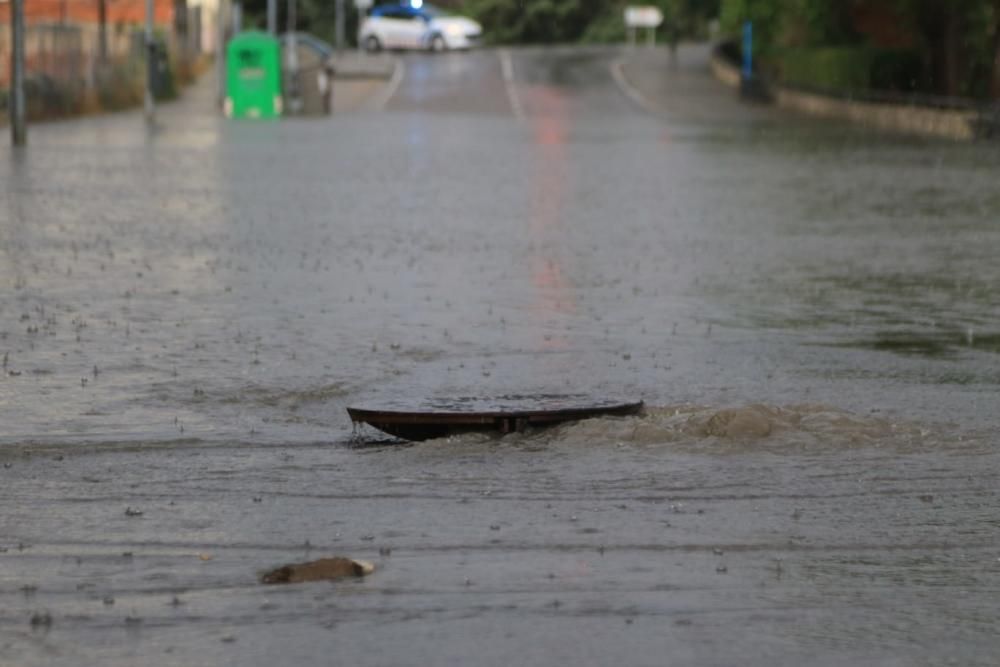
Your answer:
95;61;144;111
776;45;925;94
777;46;873;91
2;76;84;121
580;7;626;43
869;49;923;92
28;75;87;119
2;41;199;124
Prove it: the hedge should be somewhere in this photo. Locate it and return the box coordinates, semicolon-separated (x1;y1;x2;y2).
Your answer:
775;46;923;94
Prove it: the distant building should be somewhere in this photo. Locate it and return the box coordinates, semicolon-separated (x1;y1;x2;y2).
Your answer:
0;0;225;87
0;0;174;26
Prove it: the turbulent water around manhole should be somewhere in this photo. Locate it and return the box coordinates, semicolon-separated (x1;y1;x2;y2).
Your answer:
365;402;969;456
4;107;1000;449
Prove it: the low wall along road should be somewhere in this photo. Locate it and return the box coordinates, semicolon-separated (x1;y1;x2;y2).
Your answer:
710;44;984;141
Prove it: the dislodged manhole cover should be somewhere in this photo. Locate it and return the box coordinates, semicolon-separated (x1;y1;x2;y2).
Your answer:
347;394;643;441
261;557;375;584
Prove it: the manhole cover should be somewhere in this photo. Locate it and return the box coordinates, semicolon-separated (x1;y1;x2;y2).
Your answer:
347;394;643;441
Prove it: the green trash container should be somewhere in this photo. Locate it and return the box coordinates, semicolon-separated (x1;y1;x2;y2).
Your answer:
224;31;282;119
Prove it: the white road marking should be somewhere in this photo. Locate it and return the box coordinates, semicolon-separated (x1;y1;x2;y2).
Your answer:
370;56;406;112
499;49;525;122
609;57;660;115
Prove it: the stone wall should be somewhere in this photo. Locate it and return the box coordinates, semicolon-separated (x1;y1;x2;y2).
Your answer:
773;87;977;140
709;45;980;141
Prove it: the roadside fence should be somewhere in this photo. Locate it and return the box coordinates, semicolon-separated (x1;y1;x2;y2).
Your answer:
1;2;216;122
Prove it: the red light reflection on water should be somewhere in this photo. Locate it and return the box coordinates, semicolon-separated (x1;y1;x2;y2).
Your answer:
527;86;575;352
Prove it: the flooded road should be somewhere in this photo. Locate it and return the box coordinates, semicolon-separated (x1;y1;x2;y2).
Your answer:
2;45;1000;665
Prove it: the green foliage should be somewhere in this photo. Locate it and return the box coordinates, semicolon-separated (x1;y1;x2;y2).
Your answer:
465;0;719;44
241;0;361;47
777;47;873;91
579;0;685;44
779;45;924;94
462;0;599;43
96;61;145;110
869;49;923;91
719;0;781;57
580;4;627;44
719;0;1000;99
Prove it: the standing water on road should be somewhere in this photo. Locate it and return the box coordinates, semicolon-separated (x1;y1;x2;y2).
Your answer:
2;46;999;666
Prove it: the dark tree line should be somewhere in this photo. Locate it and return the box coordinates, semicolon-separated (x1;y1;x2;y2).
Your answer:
239;0;721;46
721;0;1000;99
462;0;720;44
233;0;1000;99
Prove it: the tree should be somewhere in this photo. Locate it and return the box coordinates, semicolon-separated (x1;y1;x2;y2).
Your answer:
465;0;719;44
991;1;1000;97
719;0;1000;99
242;0;359;44
878;0;1000;97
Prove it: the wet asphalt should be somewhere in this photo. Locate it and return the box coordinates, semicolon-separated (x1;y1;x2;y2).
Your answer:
2;45;1000;666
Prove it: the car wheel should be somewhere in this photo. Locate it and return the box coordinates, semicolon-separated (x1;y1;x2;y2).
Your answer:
429;34;446;53
365;36;382;53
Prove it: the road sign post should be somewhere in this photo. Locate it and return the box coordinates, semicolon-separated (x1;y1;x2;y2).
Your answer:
739;20;768;101
742;21;753;81
624;6;663;49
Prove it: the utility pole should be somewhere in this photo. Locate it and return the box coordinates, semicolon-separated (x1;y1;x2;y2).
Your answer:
97;0;108;62
217;0;227;107
267;0;276;34
742;21;753;82
286;0;300;113
10;0;27;146
335;0;345;52
145;0;156;122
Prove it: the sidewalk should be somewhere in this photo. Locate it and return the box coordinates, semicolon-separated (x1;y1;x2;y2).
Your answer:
1;52;395;140
168;55;393;118
329;51;396;80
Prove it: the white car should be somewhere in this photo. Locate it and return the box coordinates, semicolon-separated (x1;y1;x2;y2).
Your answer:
359;2;483;52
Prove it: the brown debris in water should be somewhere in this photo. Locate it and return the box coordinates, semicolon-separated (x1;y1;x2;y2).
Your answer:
550;402;915;452
701;405;779;439
260;557;375;584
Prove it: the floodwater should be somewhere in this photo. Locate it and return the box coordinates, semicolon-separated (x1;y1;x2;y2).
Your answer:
2;45;999;666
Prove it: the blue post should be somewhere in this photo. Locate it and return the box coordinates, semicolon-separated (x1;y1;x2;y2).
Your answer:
742;21;753;81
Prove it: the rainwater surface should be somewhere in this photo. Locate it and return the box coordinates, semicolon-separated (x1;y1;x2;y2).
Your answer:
1;46;999;666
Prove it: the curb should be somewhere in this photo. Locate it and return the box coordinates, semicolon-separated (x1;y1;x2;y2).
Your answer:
365;56;405;112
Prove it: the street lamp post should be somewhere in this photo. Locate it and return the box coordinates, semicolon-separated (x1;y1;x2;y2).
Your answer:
145;0;156;122
98;0;108;62
286;0;301;113
217;0;227;107
10;0;27;145
335;0;345;52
